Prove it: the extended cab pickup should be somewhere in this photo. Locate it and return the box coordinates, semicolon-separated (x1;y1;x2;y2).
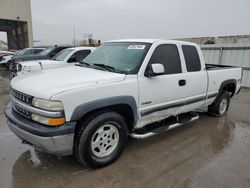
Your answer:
5;39;242;168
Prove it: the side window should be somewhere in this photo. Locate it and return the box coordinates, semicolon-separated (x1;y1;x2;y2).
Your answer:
182;45;201;72
34;49;43;54
148;44;182;75
72;50;91;62
50;48;63;57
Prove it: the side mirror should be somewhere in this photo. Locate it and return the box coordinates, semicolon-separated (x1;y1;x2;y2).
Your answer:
145;63;165;77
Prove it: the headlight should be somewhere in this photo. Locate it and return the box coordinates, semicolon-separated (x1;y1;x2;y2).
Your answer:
32;98;64;111
22;65;31;73
31;114;65;126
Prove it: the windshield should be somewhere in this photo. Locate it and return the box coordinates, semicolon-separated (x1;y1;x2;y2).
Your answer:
82;42;151;74
22;49;33;55
39;48;54;56
17;49;28;56
51;49;74;61
14;50;21;55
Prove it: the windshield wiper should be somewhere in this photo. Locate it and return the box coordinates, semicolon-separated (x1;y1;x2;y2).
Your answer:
76;62;124;73
76;61;91;67
93;63;116;72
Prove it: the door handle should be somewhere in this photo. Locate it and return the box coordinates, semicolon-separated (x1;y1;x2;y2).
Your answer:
179;79;186;86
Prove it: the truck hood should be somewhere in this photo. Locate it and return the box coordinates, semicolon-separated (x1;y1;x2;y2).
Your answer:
11;66;126;99
13;54;48;62
19;60;67;72
20;59;60;66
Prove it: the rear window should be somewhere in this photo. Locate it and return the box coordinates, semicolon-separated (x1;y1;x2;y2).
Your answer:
182;45;201;72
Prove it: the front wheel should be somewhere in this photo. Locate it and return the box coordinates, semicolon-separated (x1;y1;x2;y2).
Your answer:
208;92;231;116
74;111;128;168
4;61;11;70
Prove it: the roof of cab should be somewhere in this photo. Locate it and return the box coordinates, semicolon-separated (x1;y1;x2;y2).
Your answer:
67;46;96;51
106;39;198;46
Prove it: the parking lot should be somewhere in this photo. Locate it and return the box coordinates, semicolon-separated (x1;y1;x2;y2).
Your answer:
0;67;250;188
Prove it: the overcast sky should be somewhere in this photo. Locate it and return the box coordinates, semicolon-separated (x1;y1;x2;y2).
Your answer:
1;0;250;45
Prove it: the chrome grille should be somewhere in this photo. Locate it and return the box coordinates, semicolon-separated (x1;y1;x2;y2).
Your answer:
11;89;33;104
13;105;31;118
11;88;33;118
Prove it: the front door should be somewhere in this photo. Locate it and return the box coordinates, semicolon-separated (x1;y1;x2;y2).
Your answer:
137;44;186;128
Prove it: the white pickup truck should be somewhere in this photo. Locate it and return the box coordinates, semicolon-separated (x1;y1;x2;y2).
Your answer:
11;47;96;77
5;39;242;168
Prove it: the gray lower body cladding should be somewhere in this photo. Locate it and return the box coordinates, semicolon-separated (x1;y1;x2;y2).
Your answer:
4;102;76;156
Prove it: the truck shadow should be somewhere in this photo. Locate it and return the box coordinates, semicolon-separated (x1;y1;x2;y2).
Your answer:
11;114;234;188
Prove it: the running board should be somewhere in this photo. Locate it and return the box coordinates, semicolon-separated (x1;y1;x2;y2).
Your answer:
130;112;199;139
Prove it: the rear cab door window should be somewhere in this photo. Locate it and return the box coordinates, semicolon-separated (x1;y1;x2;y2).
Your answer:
182;45;201;72
181;45;207;109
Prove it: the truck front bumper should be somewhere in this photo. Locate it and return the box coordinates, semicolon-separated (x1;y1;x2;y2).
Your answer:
4;102;76;156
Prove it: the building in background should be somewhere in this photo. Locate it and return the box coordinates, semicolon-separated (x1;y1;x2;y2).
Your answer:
0;0;33;50
0;40;8;50
179;35;250;45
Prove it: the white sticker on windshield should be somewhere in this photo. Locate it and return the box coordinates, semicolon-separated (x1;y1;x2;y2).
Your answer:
127;45;146;50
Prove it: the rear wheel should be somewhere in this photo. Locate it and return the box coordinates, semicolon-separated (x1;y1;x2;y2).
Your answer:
74;111;128;168
208;92;231;116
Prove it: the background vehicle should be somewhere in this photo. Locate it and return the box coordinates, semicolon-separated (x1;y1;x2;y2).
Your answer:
13;48;45;57
5;39;242;168
0;51;14;67
11;47;96;77
5;48;45;69
10;46;70;63
0;50;14;56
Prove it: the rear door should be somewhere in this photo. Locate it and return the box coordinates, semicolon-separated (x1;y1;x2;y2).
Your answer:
138;44;187;127
181;45;207;111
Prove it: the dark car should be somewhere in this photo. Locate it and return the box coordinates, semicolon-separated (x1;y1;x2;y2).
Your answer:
9;46;70;70
4;48;45;69
11;46;70;63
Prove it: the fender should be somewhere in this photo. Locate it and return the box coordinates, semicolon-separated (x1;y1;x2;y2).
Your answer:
70;95;138;125
215;79;236;101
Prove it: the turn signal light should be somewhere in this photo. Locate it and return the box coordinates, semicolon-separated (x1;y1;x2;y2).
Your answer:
48;118;65;126
31;114;65;126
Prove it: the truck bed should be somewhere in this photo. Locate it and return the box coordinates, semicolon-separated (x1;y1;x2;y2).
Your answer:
205;64;242;99
205;64;239;71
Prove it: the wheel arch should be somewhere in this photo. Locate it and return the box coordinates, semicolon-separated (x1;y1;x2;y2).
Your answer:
218;79;236;98
70;96;138;133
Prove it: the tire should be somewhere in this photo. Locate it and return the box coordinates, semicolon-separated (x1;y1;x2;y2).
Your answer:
5;61;11;70
74;111;128;169
208;92;231;116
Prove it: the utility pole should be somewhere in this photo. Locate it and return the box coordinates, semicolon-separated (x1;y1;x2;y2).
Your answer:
73;26;76;47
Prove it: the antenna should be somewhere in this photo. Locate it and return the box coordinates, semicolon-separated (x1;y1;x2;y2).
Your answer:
38;62;43;70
